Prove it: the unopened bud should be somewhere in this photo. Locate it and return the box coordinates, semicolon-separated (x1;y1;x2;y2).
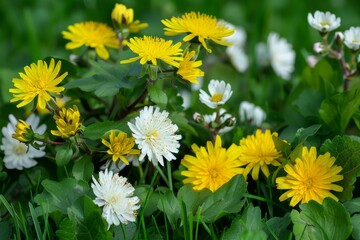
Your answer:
313;42;326;54
335;31;344;43
193;112;204;124
223;116;236;127
12;120;34;143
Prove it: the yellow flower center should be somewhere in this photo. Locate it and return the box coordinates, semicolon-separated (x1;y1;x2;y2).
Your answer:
208;168;219;178
113;143;123;154
15;144;27;155
146;130;158;139
319;21;330;27
211;93;223;102
303;177;315;191
107;194;120;205
352;39;360;43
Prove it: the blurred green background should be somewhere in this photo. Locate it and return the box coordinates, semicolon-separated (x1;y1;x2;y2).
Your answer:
1;0;360;104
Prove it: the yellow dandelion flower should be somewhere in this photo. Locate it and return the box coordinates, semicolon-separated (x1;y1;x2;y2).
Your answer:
276;147;343;207
51;105;81;138
101;130;140;165
181;135;244;192
177;51;204;84
111;3;148;32
120;36;183;67
62;21;119;60
238;129;283;181
13;120;33;143
9;59;67;110
162;12;234;53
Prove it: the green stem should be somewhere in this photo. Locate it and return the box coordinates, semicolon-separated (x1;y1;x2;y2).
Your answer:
166;161;173;191
155;165;170;187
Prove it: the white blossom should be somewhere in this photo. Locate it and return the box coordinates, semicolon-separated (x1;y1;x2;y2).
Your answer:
307;11;341;33
128;106;181;166
202;109;235;134
199;80;233;109
344;27;360;51
91;169;140;229
1;114;46;170
239;101;266;126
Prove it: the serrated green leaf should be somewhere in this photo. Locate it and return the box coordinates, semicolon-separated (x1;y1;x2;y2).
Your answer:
291;124;322;148
200;175;246;222
56;217;77;240
55;143;73;166
157;190;181;230
319;89;360;134
148;85;167;108
177;184;211;215
291;198;352;240
264;213;291;239
320;135;360;200
350;214;360;240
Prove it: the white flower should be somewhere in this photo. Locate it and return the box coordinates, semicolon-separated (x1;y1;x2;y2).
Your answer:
1;114;46;170
239;101;266;126
91;169;140;229
202;109;235;134
344;27;360;51
226;46;249;73
100;155;140;173
199;80;233;109
128;106;181;166
221;21;247;47
267;32;296;80
307;11;340;33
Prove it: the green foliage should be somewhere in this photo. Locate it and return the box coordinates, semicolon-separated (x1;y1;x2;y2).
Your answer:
321;135;360;200
290;198;352;240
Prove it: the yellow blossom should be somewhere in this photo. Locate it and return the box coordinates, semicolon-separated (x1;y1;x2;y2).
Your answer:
238;129;283;180
51;105;81;138
177;51;204;84
162;12;234;53
62;21;119;60
120;36;183;67
111;3;148;32
181;135;244;192
101;130;140;165
9;59;67;110
276;146;343;207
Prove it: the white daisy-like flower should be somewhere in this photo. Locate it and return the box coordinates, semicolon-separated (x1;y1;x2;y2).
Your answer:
202;109;235;134
239;101;266;126
199;80;233;109
307;11;341;33
267;32;296;80
128;106;181;166
1;114;46;170
344;27;360;51
221;21;247;47
91;169;140;229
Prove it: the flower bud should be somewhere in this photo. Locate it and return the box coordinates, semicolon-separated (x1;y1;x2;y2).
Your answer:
335;31;344;42
193;112;204;124
313;42;326;54
12;120;34;143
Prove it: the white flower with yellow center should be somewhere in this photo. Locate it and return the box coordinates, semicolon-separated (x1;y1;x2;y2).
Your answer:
1;114;46;170
307;11;340;33
91;169;140;229
128;106;181;166
199;80;233;109
344;27;360;51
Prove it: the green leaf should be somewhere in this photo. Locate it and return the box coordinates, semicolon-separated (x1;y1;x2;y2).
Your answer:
135;186;160;217
177;184;211;215
55;143;73;166
291;124;322;148
56;218;77;240
200;175;246;222
319;88;360;134
290;198;352;240
169;112;198;136
114;222;138;240
72;156;94;182
38;178;90;214
148;85;167;108
264;213;291;239
344;197;360;215
350;214;360;240
157;190;181;230
222;205;266;239
223;229;267;240
64;61;136;97
320;135;360;200
83;120;128;140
